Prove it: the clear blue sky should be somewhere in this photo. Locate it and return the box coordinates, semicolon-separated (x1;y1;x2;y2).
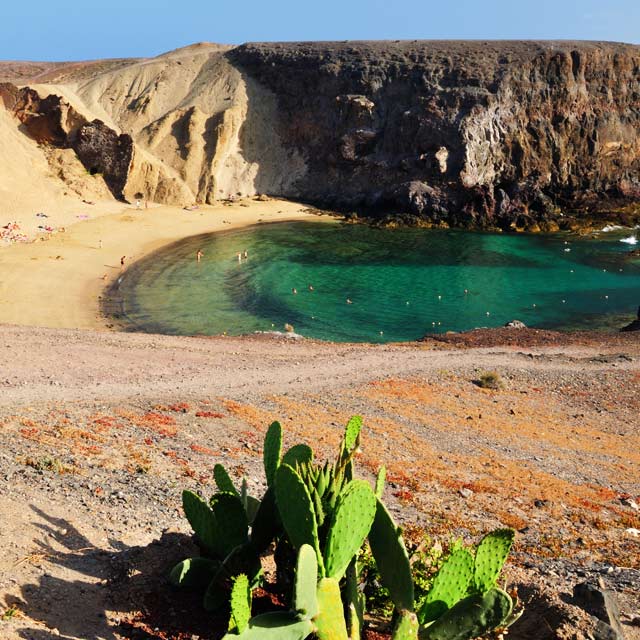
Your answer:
2;0;639;61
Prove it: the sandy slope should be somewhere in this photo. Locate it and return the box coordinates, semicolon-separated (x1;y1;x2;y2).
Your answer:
0;198;321;329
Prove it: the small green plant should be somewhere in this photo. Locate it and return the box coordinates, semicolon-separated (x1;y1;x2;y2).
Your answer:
25;456;65;473
1;606;19;621
476;371;504;390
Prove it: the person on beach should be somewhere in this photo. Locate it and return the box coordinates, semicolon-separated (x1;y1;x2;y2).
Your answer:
197;249;203;262
120;256;126;270
98;239;103;250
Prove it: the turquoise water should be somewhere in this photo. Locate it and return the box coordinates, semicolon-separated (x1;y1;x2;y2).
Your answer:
113;221;640;342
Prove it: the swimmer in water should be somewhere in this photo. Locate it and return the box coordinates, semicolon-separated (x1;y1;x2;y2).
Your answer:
308;284;314;291
237;252;242;263
243;250;248;259
197;249;203;262
292;288;298;294
346;298;353;304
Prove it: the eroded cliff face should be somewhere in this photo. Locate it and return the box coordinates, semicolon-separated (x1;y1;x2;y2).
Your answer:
1;41;639;228
229;40;640;229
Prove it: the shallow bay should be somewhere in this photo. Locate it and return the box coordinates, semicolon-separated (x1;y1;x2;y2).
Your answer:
113;222;640;342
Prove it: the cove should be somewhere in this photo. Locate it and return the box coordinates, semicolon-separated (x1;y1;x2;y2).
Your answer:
111;221;640;343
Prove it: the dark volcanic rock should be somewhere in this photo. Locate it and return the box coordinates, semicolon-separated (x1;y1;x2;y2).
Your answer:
72;121;133;200
229;40;640;228
621;306;640;332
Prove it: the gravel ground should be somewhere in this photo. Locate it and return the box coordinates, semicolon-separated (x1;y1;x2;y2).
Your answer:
0;324;638;639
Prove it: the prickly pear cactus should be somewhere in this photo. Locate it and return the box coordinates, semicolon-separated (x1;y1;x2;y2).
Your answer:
418;548;474;624
249;487;279;553
473;528;514;593
282;444;314;467
342;415;363;455
275;463;322;570
263;421;282;487
392;610;419;640
229;574;251;633
182;490;220;556
313;577;350;640
214;463;239;495
324;479;376;580
210;492;250;556
421;587;513;640
294;544;318;619
222;611;314;639
169;556;217;588
368;498;414;612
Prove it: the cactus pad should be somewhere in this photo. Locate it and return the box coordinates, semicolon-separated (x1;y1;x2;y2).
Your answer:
324;479;376;580
169;556;217;588
182;490;219;556
214;464;239;496
294;544;319;619
422;587;513;640
250;487;279;553
418;548;473;624
368;497;414;612
275;464;322;570
263;421;282;487
473;528;515;593
210;492;249;556
342;416;363;454
282;444;314;467
222;611;314;639
391;610;419;640
229;574;251;633
313;577;349;640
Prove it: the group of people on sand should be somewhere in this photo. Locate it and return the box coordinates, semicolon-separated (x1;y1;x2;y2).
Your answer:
1;221;27;244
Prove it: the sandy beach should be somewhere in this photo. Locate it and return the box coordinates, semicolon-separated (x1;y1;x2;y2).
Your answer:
0;198;322;330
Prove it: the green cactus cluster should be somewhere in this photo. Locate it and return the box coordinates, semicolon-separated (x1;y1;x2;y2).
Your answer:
172;417;523;639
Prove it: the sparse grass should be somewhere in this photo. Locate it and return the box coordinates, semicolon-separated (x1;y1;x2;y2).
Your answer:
24;455;65;473
475;371;504;390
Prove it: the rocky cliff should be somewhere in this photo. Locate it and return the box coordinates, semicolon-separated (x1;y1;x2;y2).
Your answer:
229;40;640;229
2;41;639;229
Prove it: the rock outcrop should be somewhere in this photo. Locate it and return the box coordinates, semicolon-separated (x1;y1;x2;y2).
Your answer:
1;41;640;227
0;83;132;200
229;40;640;229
